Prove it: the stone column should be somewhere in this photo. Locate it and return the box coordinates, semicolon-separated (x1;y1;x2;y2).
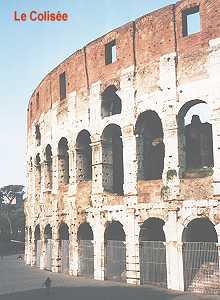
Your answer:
89;81;102;130
89;82;103;205
30;233;36;267
211;110;220;197
93;217;105;280
119;65;135;121
27;159;34;204
125;208;140;284
122;126;138;205
215;223;220;273
43;159;53;192
24;227;29;264
208;38;220;197
52;224;60;273
40;161;46;204
52;150;59;194
69;224;78;276
31;167;35;205
25;227;32;265
164;208;184;291
40;161;47;202
68;146;77;195
40;227;46;270
34;161;41;204
91;139;104;207
163;111;180;201
217;243;220;275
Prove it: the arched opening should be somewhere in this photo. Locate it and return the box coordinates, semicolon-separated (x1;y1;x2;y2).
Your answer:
35;124;41;146
182;218;219;292
135;111;165;180
45;145;53;189
104;221;126;282
34;225;41;267
102;125;124;195
44;224;52;271
59;223;69;273
178;101;214;177
77;223;94;278
139;218;167;287
58;137;69;185
35;154;41;197
101;85;122;118
76;130;92;182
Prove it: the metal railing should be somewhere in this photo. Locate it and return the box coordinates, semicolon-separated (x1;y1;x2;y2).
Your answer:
32;238;220;295
183;242;220;294
35;240;41;267
78;240;94;278
139;241;167;288
60;240;69;273
45;239;52;271
105;240;126;282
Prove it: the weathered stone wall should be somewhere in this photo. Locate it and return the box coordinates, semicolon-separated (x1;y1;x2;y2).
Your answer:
137;180;163;203
25;0;220;293
180;177;214;200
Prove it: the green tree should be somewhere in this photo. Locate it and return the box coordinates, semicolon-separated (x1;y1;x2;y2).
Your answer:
0;185;25;242
0;185;24;205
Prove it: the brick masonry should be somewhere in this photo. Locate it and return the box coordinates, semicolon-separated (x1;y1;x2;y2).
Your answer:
25;0;220;293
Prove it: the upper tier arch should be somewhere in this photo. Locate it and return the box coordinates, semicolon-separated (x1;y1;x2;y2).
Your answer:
27;0;220;129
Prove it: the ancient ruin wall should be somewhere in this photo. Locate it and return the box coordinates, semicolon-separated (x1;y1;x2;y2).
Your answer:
25;0;220;291
27;0;220;127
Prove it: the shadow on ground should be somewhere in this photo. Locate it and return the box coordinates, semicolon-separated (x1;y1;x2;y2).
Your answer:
0;286;219;300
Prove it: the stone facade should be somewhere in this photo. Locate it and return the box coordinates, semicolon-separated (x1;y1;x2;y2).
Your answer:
25;0;220;293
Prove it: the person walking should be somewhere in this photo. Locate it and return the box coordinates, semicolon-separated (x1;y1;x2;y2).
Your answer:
43;276;52;296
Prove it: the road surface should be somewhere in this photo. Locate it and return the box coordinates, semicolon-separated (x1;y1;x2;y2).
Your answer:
0;255;219;300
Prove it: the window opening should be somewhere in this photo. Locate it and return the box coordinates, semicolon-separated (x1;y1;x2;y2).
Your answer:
101;86;122;118
105;40;117;65
36;92;39;110
59;72;66;101
182;6;200;36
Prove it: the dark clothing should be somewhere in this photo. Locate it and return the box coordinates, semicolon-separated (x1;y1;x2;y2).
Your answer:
43;277;52;296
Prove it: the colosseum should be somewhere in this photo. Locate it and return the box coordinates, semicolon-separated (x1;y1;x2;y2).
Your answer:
25;0;220;294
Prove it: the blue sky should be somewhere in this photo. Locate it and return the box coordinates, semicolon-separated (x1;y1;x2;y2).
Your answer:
0;0;208;188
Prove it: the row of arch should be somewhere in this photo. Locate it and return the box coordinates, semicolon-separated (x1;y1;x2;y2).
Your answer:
33;124;124;194
30;217;219;290
31;100;214;196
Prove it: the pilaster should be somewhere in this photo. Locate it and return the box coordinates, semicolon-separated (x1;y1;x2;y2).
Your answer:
51;224;60;273
91;139;104;206
211;110;220;197
68;146;77;194
164;209;184;291
163;111;180;201
40;229;46;270
52;151;59;194
125;208;140;285
93;217;105;280
68;224;78;276
122;126;138;205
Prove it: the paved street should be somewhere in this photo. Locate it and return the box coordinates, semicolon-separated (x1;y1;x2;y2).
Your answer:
0;255;219;300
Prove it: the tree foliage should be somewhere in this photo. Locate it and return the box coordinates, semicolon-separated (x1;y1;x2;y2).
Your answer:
0;185;25;242
0;185;24;205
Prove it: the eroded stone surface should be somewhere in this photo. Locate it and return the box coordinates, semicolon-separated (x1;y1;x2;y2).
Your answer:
25;0;220;293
